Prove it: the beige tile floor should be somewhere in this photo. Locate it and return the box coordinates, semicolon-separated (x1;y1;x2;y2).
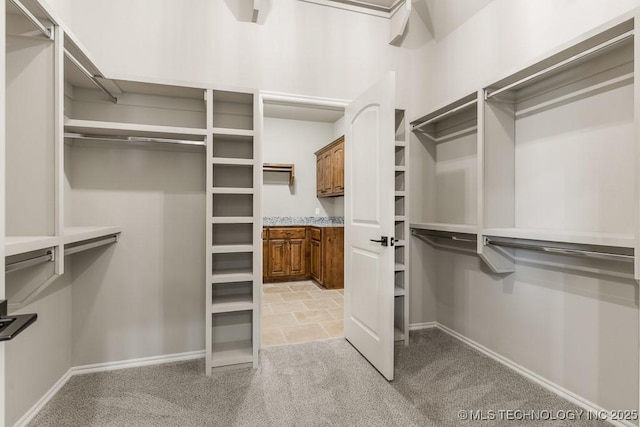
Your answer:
262;280;344;347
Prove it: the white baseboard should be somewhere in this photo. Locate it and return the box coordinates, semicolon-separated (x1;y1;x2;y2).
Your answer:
434;323;634;427
71;350;205;375
14;350;205;427
409;321;437;331
13;368;73;427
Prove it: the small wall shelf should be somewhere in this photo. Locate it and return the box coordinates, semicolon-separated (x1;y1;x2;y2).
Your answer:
263;163;295;185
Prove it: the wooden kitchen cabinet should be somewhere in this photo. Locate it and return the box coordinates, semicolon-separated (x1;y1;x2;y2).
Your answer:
263;227;308;281
263;226;343;289
315;136;344;198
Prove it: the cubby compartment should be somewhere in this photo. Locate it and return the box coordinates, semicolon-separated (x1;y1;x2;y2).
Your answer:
212;252;253;276
395;219;405;241
395;171;406;191
212;90;254;130
212;194;253;218
411;93;478;233
394;246;405;267
395;108;406;141
483;20;634;248
211;282;254;313
395;196;405;216
394;297;406;342
212;223;253;246
212;134;254;159
212;164;254;188
395;146;406;166
210;311;254;368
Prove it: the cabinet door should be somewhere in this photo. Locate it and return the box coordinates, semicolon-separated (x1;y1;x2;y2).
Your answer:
316;155;324;197
268;239;288;277
323;151;333;194
332;140;344;194
263;238;269;281
310;239;322;283
289;239;306;276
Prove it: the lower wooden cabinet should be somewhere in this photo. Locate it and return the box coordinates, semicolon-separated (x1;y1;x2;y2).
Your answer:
263;226;343;289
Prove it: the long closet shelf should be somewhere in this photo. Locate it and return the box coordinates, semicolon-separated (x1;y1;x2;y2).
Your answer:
411;222;478;235
211;270;254;284
212;187;254;194
64;118;207;140
211;128;254;137
210;245;254;254
394;287;405;297
211;217;255;224
210;340;253;368
5;236;59;257
62;226;122;244
212;157;254;166
482;228;635;248
211;296;254;313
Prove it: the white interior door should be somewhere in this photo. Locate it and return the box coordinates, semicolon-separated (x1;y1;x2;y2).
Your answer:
344;72;396;380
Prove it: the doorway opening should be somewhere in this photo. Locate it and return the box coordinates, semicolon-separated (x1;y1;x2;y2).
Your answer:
260;95;346;348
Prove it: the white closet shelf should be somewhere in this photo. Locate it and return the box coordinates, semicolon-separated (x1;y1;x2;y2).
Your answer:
395;216;406;222
212;128;254;137
212;158;254;166
211;270;254;284
394;328;404;341
5;236;60;257
410;222;478;235
394;263;405;272
395;166;406;172
394;287;405;297
211;217;255;224
482;228;635;248
395;191;406;197
211;340;253;368
212;187;254;194
211;295;254;313
63;226;122;244
211;245;254;254
65;118;207;140
394;240;405;247
395;140;406;147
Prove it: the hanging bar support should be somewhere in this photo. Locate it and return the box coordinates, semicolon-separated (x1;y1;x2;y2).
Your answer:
64;49;118;103
6;251;54;273
8;0;52;39
64;235;119;256
485;238;634;262
411;99;477;131
486;30;634;99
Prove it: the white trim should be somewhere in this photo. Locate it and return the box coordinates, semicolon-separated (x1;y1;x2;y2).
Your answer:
408;321;438;331
435;323;634;427
299;0;391;18
13;368;73;427
13;350;205;427
259;90;350;110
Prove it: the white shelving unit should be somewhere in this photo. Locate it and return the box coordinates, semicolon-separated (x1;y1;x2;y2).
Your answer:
206;89;260;373
393;109;410;346
410;17;638;279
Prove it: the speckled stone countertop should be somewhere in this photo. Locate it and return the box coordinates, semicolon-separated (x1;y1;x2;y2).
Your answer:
263;217;344;227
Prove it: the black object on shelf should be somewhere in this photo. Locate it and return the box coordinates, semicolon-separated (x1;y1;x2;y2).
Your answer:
0;300;37;342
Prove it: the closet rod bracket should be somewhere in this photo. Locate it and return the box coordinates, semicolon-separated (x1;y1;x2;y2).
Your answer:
0;300;37;342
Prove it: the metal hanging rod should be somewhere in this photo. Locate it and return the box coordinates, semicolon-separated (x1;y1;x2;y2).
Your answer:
6;251;54;274
486;30;634;100
65;235;119;256
64;49;118;103
65;133;206;147
485;238;634;263
9;0;52;39
411;229;477;243
411;99;477;131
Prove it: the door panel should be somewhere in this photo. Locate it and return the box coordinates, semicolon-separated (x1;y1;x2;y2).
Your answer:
310;239;321;282
288;239;306;276
268;240;288;277
332;141;344;193
344;72;395;380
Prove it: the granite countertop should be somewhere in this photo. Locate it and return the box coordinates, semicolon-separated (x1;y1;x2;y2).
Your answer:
263;217;344;227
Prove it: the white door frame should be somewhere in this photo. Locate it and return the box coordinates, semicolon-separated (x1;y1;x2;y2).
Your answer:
257;91;349;350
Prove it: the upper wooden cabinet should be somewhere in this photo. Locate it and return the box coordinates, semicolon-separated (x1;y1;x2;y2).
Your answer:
315;136;344;198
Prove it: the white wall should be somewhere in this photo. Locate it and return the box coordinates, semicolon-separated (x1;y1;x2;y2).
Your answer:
263;117;341;217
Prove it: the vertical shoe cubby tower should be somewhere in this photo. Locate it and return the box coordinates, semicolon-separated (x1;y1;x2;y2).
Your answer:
394;109;410;346
206;90;260;372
